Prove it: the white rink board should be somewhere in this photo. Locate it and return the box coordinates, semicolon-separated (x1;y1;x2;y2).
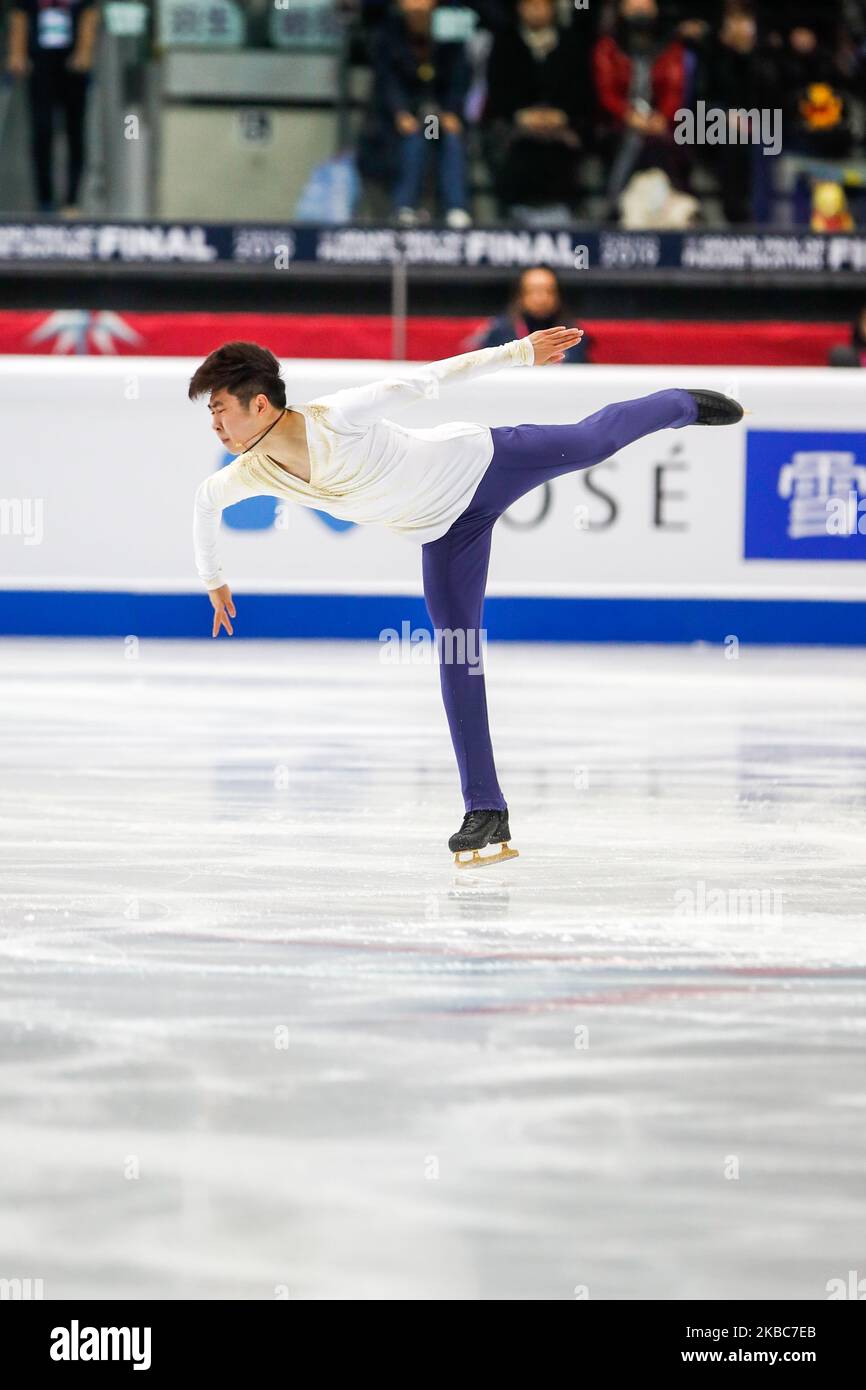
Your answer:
0;357;864;600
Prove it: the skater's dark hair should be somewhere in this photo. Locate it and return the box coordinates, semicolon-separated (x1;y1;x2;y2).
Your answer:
188;341;287;410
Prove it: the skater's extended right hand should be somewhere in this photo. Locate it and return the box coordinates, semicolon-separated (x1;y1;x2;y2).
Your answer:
529;326;585;365
208;584;236;638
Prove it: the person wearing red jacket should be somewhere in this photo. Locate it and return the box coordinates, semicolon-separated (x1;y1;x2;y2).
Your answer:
592;0;691;217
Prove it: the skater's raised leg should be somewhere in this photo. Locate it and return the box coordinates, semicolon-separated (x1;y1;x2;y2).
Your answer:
473;388;702;514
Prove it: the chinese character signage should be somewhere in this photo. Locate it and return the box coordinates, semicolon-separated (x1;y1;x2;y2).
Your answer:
269;0;342;52
158;0;245;47
744;430;866;560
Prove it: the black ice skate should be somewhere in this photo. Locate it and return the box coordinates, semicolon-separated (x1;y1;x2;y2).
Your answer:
684;389;745;425
449;808;519;869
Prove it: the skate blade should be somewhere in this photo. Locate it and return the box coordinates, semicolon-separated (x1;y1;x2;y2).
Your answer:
453;842;520;870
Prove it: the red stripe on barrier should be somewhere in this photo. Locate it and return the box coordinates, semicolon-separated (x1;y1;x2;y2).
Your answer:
0;310;851;366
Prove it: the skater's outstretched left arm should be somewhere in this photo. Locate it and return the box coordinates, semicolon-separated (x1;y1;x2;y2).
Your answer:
193;458;261;637
309;326;583;431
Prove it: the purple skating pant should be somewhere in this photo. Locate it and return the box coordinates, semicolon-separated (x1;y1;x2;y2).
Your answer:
420;388;699;811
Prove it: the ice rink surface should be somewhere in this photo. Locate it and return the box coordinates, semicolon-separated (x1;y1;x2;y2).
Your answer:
1;635;865;1300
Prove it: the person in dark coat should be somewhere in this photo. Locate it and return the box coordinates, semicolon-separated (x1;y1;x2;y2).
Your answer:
358;0;473;226
6;0;100;215
828;304;866;367
700;8;781;224
463;264;591;362
481;0;592;216
775;10;853;160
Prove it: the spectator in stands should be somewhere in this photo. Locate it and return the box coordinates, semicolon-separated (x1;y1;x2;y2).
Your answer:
675;14;710;109
358;0;473;228
592;0;691;217
852;303;866;361
828;304;866;366
779;14;852;159
774;10;854;224
463;263;591;361
701;7;780;224
6;0;99;216
480;0;591;223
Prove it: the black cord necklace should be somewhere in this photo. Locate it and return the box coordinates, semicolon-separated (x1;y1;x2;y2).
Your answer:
239;408;286;454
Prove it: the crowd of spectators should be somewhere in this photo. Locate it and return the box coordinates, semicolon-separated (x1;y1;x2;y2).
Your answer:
5;0;865;229
354;0;866;228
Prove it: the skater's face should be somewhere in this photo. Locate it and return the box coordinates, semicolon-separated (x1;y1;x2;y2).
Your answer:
519;268;559;318
208;389;269;454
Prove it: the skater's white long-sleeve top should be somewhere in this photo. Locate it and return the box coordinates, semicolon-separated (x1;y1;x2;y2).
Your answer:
192;335;535;589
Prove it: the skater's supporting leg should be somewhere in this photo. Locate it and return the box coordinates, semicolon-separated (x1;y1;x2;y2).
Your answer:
473;388;699;514
421;511;505;814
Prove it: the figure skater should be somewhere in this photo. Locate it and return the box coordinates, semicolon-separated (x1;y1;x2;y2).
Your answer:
189;332;743;867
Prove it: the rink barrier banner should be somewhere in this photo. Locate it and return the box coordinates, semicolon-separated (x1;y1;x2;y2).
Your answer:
0;309;848;367
1;591;864;645
0;360;864;640
2;220;866;278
